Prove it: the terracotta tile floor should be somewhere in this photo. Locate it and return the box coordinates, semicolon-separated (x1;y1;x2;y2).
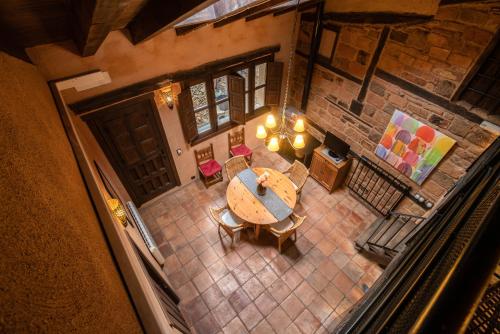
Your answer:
140;145;382;334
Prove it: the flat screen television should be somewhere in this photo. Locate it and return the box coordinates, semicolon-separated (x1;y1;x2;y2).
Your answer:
324;131;350;159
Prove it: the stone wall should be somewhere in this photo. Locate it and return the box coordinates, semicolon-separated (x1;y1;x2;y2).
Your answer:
291;2;499;213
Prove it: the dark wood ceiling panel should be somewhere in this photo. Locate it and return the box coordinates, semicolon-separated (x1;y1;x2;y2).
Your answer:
68;0;123;56
126;0;218;44
112;0;148;29
0;0;71;47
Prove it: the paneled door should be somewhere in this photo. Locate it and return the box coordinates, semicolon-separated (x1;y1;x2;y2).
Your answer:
84;93;179;206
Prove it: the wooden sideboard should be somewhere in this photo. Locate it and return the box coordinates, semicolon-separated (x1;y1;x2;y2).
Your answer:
309;145;351;192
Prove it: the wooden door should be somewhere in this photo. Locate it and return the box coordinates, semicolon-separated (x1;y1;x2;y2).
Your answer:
84;94;179;206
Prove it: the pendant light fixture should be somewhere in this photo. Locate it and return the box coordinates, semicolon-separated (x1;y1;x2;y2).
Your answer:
256;0;305;152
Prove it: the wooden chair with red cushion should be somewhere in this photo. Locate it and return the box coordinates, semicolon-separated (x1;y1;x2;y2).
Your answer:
228;128;252;164
194;143;223;188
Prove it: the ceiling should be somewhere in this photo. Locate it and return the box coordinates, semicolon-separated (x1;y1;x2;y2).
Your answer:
0;0;466;62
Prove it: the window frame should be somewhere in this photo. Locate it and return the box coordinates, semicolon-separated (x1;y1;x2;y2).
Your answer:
184;54;275;145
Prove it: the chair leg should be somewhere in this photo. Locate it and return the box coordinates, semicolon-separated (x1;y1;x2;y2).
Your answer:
278;238;282;253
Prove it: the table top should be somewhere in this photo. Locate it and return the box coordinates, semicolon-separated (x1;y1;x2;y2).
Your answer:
226;167;297;225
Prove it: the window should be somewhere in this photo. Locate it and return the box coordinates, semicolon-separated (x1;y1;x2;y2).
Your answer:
178;59;283;144
190;82;211;134
213;76;230;126
254;63;267;110
455;41;500;115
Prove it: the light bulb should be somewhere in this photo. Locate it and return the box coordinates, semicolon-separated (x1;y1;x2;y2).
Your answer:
293;118;305;132
256;125;267;139
265;114;277;128
293;134;305;149
267;137;280;152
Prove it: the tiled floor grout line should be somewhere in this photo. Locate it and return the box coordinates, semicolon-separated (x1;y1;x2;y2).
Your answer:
140;146;383;334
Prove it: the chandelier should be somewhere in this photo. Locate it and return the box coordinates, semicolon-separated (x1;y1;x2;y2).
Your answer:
255;0;305;152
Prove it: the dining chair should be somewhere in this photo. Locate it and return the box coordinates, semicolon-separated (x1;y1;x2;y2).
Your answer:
264;213;306;253
224;155;249;181
209;205;251;245
283;160;309;201
194;143;223;188
228;128;252;163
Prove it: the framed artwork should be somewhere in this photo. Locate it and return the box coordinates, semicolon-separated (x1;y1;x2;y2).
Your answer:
375;110;456;185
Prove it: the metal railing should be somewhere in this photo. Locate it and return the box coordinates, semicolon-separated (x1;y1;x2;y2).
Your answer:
347;154;411;217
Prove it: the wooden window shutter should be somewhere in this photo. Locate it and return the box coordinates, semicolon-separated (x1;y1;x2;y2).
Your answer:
228;75;246;124
265;62;284;106
177;88;197;143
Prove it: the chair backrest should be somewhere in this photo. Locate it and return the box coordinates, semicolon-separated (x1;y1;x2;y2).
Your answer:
288;160;309;190
194;143;214;166
225;155;249;180
289;213;306;232
228;128;245;151
208;206;225;225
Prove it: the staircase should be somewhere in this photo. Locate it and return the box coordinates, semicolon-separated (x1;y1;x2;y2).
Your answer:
355;212;425;267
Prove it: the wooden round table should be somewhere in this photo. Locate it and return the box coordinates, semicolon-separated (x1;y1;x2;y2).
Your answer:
226;167;297;238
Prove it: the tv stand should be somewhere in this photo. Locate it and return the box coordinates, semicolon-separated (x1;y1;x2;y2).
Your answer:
310;145;351;192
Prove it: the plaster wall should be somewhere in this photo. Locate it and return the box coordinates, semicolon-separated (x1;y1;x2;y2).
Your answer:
27;13;295;104
0;52;142;333
28;12;297;201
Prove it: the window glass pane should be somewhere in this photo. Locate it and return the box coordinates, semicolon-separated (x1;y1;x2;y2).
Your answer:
216;101;230;125
237;68;249;91
254;87;265;109
195;108;211;133
213;76;228;102
255;63;267;87
245;93;249;114
190;82;208;110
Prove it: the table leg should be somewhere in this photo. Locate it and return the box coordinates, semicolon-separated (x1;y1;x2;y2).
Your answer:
255;225;261;239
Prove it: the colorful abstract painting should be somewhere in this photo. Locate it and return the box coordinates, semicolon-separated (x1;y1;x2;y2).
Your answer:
375;110;456;185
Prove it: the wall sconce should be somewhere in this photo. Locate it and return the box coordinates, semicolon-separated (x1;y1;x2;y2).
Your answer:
159;83;174;110
107;198;128;227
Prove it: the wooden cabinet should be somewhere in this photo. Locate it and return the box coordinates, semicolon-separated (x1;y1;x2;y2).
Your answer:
309;146;351;192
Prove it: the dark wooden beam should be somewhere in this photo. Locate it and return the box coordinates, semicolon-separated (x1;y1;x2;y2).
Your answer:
439;0;484;5
127;0;217;44
323;12;433;25
375;68;484;124
213;0;289;28
452;29;500;101
301;2;324;110
69;45;281;114
175;21;213;36
245;0;321;22
296;50;363;85
69;0;123;57
274;0;323;17
356;27;390;102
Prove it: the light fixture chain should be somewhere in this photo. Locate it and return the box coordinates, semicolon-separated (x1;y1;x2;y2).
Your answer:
281;0;301;117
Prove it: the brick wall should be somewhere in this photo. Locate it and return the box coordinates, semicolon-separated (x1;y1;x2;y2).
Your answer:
291;2;499;214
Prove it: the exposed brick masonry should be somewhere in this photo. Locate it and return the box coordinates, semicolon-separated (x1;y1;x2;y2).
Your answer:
290;2;499;213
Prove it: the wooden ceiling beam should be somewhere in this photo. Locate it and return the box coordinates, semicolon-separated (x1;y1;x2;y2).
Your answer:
213;0;289;28
126;0;218;44
69;0;123;57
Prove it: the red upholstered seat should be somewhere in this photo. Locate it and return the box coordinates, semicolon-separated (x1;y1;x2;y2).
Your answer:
230;144;252;158
199;159;222;177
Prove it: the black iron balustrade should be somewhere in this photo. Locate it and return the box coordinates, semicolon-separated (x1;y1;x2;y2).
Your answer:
347;153;411;217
